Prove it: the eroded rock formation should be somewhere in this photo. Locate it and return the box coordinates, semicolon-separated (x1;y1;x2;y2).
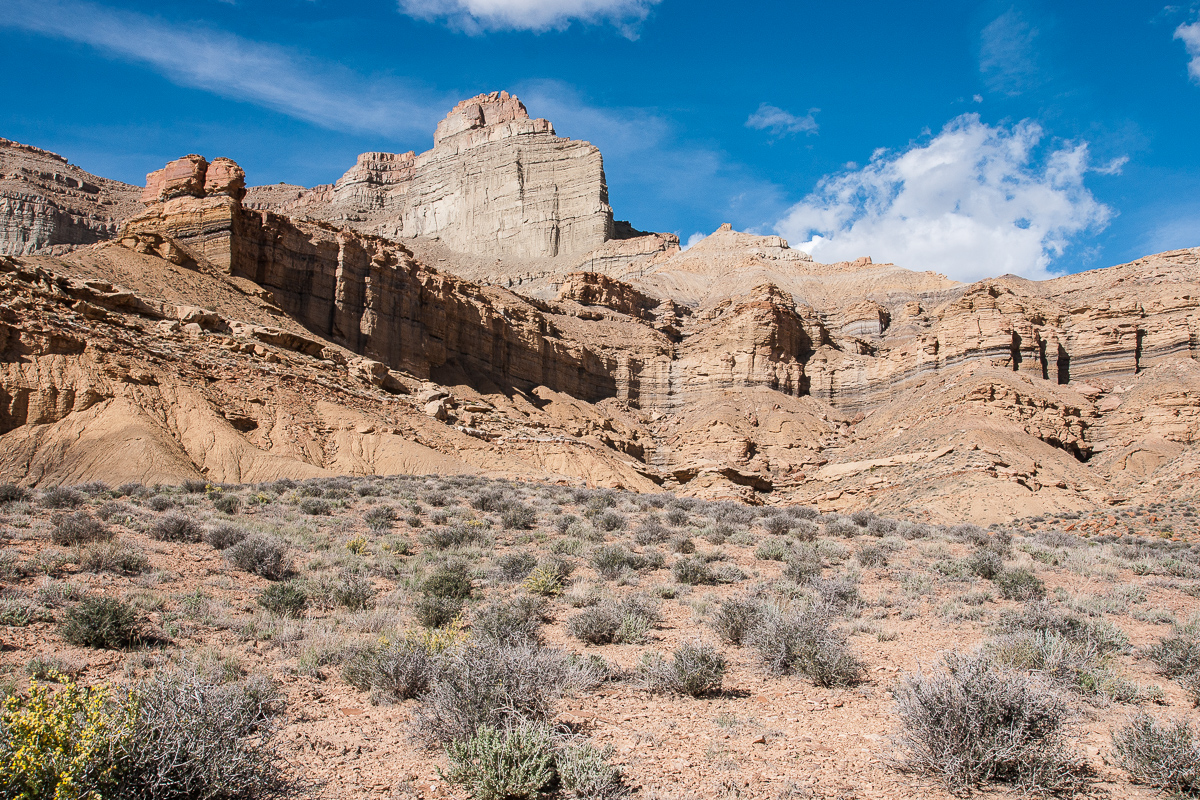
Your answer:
0;139;140;255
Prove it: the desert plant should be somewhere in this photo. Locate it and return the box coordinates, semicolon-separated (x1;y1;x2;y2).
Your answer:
996;567;1046;600
711;595;767;645
0;483;29;505
364;505;398;530
556;739;628;800
331;571;376;611
0;674;135;799
204;522;248;550
748;604;864;686
1113;711;1200;793
121;669;286;798
299;497;330;515
257;581;308;617
61;596;142;649
414;595;464;628
523;565;565;597
642;641;726;697
423;522;491;550
594;509;625;533
567;597;658;646
812;573;861;610
473;596;546;646
225;533;293;580
150;512;203;543
755;538;791;562
146;495;175;512
855;542;888;568
423;562;473;599
50;511;111;546
496;550;538;582
40;486;85;509
79;539;149;575
442;721;556;800
412;643;594;743
969;548;1004;579
590;544;644;579
212;493;241;514
501;502;537;530
342;640;433;701
784;544;824;583
672;555;716;585
893;650;1086;794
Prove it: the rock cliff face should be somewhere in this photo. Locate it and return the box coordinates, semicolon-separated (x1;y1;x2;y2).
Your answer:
245;91;616;259
0;139;140;256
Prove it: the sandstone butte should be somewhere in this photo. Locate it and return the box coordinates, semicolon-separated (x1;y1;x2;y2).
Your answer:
2;91;1200;524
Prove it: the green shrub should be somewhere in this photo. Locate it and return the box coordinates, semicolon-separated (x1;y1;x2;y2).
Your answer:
642;641;726;697
50;511;111;546
523;565;565;597
423;562;473;599
755;538;790;562
225;533;293;580
970;549;1004;579
594;509;625;532
556;739;628;800
0;598;52;627
442;721;555;800
150;512;203;543
146;495;175;512
61;597;142;649
748;604;864;686
423;523;491;550
996;567;1046;600
257;582;308;617
331;571;376;611
894;650;1085;794
783;544;823;583
414;595;464;629
633;518;668;545
855;542;888;568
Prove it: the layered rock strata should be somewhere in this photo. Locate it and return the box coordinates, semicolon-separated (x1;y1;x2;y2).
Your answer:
0;139;140;255
244;91;616;259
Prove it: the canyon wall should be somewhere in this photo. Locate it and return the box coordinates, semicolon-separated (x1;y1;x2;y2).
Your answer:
0;139;140;256
245;91;617;259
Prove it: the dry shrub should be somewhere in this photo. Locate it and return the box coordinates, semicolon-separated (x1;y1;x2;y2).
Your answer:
225;534;293;580
1112;711;1200;793
642;641;726;697
894;650;1087;794
747;604;864;686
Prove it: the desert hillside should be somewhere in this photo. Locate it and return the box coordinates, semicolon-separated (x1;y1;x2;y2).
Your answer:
1;91;1199;800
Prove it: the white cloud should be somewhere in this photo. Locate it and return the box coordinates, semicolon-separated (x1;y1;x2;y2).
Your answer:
682;232;706;250
979;8;1041;94
745;104;819;137
0;0;445;139
775;114;1117;282
1176;21;1200;83
397;0;660;36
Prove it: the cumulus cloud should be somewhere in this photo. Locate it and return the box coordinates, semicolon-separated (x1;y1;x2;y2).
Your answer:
397;0;661;36
1176;21;1200;83
746;104;819;137
0;0;445;138
979;8;1041;94
775;114;1117;282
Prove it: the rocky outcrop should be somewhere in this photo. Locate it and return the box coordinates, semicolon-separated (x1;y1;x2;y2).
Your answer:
245;91;616;259
0;139;140;255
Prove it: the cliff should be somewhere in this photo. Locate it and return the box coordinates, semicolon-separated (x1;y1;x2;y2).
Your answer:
245;91;616;259
0;139;140;256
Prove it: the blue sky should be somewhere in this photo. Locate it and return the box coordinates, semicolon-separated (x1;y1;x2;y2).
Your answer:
1;0;1198;281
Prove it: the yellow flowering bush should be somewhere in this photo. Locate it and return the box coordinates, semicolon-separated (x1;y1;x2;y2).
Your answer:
0;675;134;800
